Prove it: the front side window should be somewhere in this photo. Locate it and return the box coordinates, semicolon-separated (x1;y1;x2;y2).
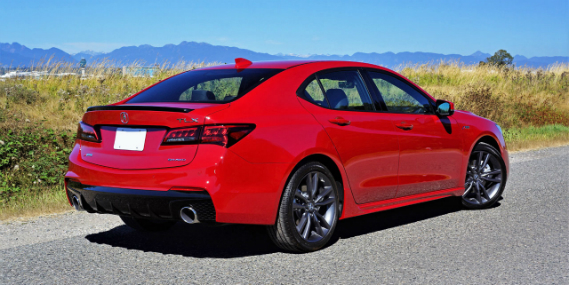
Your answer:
128;69;283;103
368;71;432;114
317;70;374;111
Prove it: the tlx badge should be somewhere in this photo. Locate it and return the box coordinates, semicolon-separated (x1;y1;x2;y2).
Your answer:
177;118;199;123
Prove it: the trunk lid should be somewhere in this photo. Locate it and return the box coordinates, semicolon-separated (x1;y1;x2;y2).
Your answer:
79;103;228;170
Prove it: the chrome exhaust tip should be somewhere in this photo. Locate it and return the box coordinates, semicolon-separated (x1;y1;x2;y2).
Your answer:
71;195;82;211
180;207;199;224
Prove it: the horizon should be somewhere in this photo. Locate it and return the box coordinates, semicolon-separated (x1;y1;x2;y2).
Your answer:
1;0;568;57
2;41;566;60
2;40;567;70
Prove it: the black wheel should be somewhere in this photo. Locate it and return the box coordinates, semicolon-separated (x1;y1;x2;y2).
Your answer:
462;142;507;209
120;216;177;232
267;161;340;252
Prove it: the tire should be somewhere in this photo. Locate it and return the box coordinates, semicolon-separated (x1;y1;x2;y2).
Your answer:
267;161;340;252
462;142;507;209
120;216;177;232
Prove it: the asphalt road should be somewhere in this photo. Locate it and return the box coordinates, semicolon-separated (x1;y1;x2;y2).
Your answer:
1;146;568;284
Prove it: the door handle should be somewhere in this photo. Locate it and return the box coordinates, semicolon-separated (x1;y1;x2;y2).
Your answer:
329;117;351;126
396;124;414;130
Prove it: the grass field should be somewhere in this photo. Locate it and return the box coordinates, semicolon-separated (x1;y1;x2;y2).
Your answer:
0;60;568;220
398;62;569;128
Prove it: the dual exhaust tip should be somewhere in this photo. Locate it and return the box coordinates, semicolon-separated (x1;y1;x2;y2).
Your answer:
71;195;83;211
72;195;199;225
180;206;199;224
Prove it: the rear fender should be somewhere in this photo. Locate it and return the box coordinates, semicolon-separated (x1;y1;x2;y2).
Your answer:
278;147;356;221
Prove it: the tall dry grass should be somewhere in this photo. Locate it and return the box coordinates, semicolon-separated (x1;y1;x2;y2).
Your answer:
398;61;569;128
1;60;567;131
0;60;218;132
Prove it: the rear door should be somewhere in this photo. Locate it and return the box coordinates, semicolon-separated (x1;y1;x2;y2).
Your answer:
364;70;463;197
298;69;400;204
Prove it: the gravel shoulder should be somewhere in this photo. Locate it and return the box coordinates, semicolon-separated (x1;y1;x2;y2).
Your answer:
0;146;568;284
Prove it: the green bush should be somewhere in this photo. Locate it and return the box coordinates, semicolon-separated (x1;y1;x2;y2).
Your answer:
0;125;73;203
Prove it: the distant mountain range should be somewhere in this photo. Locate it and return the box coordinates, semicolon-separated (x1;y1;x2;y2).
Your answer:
0;42;75;66
1;41;568;69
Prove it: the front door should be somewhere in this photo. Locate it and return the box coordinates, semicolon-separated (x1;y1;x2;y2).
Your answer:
365;71;464;198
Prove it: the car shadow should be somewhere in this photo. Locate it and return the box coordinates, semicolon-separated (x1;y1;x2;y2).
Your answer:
329;197;500;246
85;197;500;258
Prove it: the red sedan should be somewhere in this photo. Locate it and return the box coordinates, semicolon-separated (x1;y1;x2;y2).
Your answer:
65;59;509;252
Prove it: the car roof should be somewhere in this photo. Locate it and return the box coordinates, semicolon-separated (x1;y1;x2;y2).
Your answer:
197;60;315;70
197;59;385;71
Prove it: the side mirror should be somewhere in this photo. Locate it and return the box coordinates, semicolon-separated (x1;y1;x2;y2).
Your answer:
435;99;454;116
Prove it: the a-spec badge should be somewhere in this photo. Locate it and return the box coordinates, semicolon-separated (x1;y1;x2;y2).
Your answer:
177;118;199;123
120;112;129;124
168;158;186;162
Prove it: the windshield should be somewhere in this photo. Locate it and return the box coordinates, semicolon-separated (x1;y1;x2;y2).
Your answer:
127;68;284;103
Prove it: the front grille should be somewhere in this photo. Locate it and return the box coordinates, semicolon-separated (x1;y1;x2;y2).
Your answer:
67;181;216;222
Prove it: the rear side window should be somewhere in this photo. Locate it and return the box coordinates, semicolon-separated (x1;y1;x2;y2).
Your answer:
128;69;283;103
301;70;374;111
319;71;374;111
303;79;329;108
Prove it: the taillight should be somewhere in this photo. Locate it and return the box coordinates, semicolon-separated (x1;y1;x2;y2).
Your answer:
163;127;201;144
201;125;255;147
200;126;228;145
77;122;99;142
161;125;254;147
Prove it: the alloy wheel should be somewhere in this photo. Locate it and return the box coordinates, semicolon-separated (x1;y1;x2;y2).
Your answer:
292;171;337;243
463;150;503;206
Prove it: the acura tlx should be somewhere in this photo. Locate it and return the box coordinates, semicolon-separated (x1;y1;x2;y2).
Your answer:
65;58;509;252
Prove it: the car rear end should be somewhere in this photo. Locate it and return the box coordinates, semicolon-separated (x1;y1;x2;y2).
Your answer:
65;66;285;225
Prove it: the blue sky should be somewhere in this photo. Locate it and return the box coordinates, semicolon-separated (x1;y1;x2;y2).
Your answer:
2;0;568;57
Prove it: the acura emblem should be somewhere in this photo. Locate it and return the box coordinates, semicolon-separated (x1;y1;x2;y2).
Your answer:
120;112;129;124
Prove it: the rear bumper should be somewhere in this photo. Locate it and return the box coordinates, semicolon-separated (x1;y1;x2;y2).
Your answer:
65;143;291;225
66;181;216;222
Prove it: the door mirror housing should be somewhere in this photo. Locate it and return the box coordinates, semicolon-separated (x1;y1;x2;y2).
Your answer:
435;100;454;116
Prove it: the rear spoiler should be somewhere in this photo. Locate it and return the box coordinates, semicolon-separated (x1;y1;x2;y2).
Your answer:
86;105;192;113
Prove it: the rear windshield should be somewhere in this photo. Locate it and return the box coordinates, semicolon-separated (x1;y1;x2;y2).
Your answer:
127;68;284;103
